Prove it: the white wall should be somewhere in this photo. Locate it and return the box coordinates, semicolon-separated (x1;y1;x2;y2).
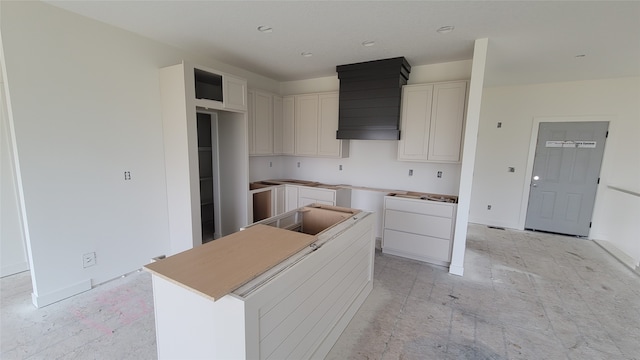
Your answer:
0;1;278;306
470;77;640;266
1;67;29;277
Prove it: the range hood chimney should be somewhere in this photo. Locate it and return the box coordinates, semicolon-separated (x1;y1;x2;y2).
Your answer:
336;57;411;140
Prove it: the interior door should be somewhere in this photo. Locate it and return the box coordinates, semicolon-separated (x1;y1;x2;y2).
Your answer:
525;122;608;236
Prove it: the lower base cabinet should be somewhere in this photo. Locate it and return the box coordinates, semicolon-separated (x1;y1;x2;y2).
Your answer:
149;207;375;359
382;195;457;266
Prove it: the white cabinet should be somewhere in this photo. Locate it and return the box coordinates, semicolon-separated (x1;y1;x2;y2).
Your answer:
284;185;299;212
297;186;351;208
294;92;348;158
223;74;248;112
272;95;284;154
294;94;319;156
192;64;247;113
248;89;274;155
317;93;343;157
274;185;285;215
398;81;467;163
281;96;295;155
382;195;457;266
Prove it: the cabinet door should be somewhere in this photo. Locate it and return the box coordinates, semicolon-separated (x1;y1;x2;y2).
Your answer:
247;90;255;155
397;84;433;161
223;74;247;111
295;94;319;156
428;82;467;162
274;185;285;215
285;185;299;212
282;96;295;155
317;93;341;157
273;95;284;154
253;91;273;155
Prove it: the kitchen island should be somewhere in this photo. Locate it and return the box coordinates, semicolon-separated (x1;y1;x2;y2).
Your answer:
145;204;375;360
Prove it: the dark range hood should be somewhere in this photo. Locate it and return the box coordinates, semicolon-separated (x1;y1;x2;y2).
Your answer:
336;57;411;140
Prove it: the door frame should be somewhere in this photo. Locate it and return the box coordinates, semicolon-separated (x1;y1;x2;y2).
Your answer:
518;115;613;233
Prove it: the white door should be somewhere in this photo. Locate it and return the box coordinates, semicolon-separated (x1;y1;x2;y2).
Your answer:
525;122;608;236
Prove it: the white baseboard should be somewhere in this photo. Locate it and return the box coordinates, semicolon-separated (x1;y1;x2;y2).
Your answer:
593;240;640;275
449;264;464;276
1;261;29;277
32;279;92;308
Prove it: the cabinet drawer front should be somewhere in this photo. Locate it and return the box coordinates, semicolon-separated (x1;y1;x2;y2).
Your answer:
383;229;451;262
384;210;452;239
298;187;335;202
385;197;454;218
299;197;334;207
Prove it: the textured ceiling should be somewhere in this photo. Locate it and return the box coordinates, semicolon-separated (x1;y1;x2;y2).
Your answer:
45;1;640;86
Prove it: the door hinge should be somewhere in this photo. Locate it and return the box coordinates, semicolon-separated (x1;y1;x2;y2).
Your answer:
597;178;600;184
589;222;592;228
606;131;609;138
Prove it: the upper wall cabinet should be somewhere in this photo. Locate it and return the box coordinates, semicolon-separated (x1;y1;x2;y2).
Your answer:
398;81;467;163
248;89;274;155
293;92;349;158
248;89;289;156
193;64;247;112
281;96;295;155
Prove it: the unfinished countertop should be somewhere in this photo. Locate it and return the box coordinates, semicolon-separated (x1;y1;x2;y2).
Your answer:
144;224;316;301
251;179;458;203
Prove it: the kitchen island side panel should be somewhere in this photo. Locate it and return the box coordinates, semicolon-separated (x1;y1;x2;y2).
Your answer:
151;275;246;359
247;212;375;360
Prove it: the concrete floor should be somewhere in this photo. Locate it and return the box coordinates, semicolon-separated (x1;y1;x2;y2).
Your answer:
2;224;639;359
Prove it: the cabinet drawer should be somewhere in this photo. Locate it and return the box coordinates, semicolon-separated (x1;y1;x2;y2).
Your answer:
384;210;452;239
385;197;454;218
298;187;335;203
383;229;451;262
299;197;334;207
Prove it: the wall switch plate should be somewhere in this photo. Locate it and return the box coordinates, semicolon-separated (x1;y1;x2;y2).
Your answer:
339;165;343;171
83;252;96;268
297;162;300;168
269;161;272;168
508;167;515;173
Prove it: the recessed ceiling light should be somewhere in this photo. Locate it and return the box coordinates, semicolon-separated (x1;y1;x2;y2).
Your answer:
575;54;586;58
436;25;455;34
257;25;273;33
301;52;313;57
362;40;376;47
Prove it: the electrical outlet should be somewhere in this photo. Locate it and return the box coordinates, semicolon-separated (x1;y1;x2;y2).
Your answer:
297;162;300;168
508;167;515;173
437;171;443;178
487;205;492;210
83;252;96;268
124;171;131;180
497;122;502;128
408;169;413;176
339;165;343;171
